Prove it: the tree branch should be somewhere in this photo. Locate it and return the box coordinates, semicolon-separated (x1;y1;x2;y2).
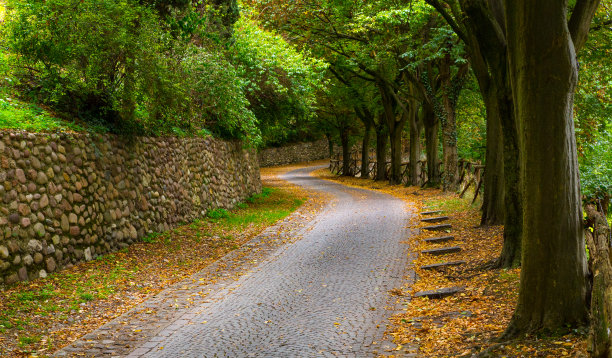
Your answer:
425;0;469;44
590;19;612;31
568;0;602;52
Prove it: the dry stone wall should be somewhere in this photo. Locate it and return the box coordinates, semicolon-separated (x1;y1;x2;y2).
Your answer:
258;139;329;167
0;132;261;285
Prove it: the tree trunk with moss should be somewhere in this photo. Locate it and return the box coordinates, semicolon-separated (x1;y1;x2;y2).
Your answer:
409;105;423;186
480;91;505;226
504;0;594;336
340;126;352;177
375;119;388;181
585;204;612;357
422;103;440;187
361;122;372;179
355;108;374;179
379;83;406;185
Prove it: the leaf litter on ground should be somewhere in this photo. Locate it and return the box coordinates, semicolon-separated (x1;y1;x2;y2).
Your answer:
313;167;588;358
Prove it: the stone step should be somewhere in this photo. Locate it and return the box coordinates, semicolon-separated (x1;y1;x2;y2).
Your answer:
422;224;452;231
413;286;465;299
420;260;466;270
420;210;443;215
423;235;454;244
421;246;462;255
421;216;449;223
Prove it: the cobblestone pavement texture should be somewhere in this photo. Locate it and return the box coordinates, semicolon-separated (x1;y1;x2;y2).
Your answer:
54;165;416;357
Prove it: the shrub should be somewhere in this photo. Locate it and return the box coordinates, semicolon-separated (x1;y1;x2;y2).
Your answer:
3;0;178;132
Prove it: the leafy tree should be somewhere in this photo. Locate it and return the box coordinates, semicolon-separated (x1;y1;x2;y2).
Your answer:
230;16;328;146
2;0;308;144
3;0;176;132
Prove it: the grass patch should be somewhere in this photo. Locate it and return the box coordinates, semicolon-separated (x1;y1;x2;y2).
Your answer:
207;187;303;230
142;233;160;243
79;293;94;302
18;335;41;347
423;196;474;212
0;97;83;132
246;187;274;203
206;208;230;219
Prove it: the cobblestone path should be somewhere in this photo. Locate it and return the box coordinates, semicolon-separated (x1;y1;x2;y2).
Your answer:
55;165;415;357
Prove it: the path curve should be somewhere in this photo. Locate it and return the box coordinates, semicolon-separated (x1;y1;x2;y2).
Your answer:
57;165;415;357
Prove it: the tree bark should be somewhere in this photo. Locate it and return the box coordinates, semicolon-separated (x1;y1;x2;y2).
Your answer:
325;133;334;158
441;112;458;191
340;127;352;177
389;114;405;185
584;204;612;357
504;0;588;336
438;56;465;192
497;86;522;268
423;103;440;187
361;121;373;179
375;120;388;181
409;105;423;186
457;0;522;268
379;82;407;185
480;92;505;226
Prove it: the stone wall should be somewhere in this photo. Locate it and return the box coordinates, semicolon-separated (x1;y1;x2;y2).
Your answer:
258;139;329;167
0;132;261;285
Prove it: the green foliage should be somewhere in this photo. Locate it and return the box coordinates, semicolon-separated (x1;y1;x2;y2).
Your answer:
575;4;611;212
580;132;612;205
182;45;260;143
231;17;328;146
3;0;175;132
456;81;486;161
0;0;268;143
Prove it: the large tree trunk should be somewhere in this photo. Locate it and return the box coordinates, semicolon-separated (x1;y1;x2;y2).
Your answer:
375;121;388;181
441;112;459;192
325;133;334;158
341;128;352;177
480;92;505;226
584;204;612;357
379;83;406;185
439;56;462;192
361;122;373;179
504;1;588;336
423;104;440;187
409;106;423;186
389;115;405;185
497;87;522;268
457;4;522;269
